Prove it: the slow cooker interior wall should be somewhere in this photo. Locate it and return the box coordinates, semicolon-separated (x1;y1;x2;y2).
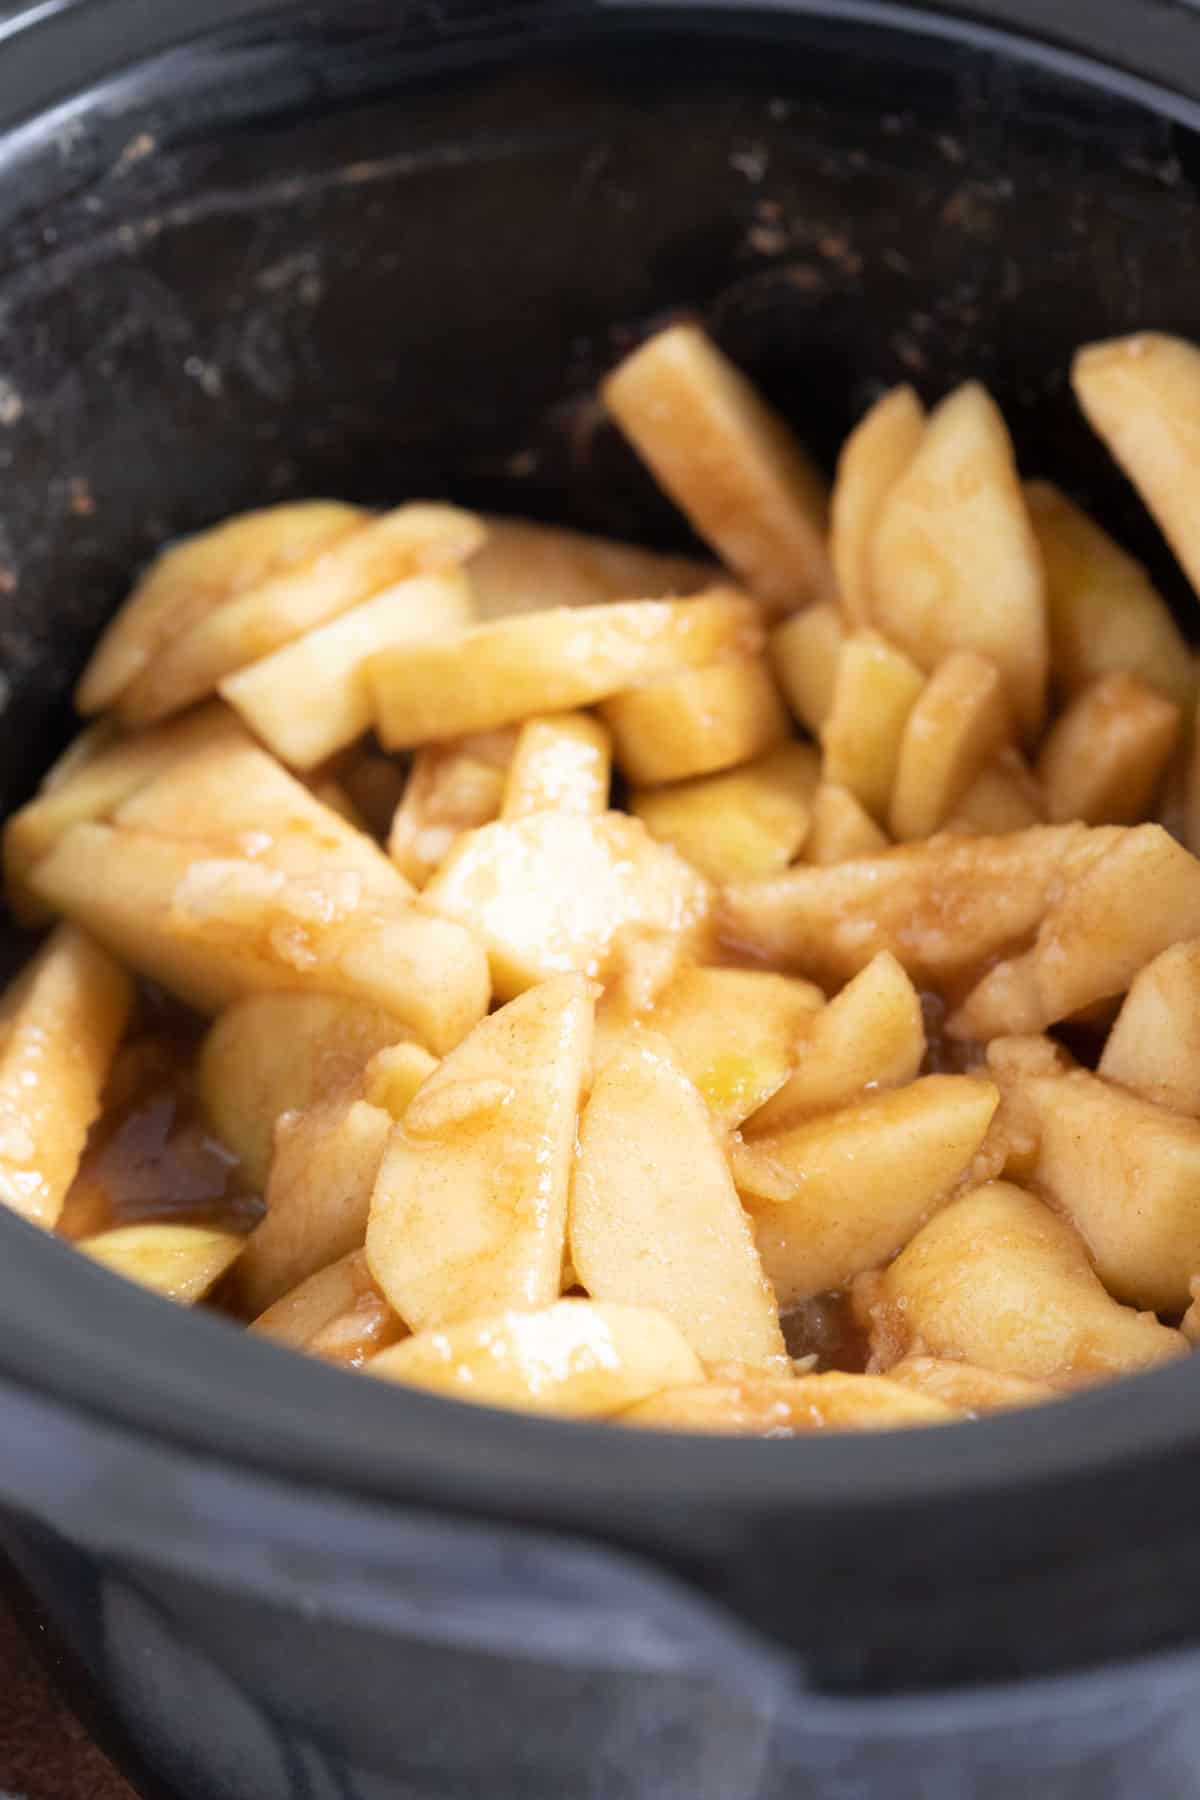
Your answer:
0;6;1197;824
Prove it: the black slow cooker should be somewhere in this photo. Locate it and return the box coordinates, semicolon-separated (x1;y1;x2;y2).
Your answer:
4;3;1200;1795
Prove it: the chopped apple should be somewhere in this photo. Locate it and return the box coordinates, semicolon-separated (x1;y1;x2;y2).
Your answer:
361;1042;440;1119
367;975;593;1329
971;1034;1074;1186
630;741;818;883
870;382;1048;738
424;811;709;1000
198;993;415;1189
1100;941;1200;1115
831;385;926;623
622;1372;954;1433
79;1223;243;1304
721;824;1089;987
769;601;845;736
733;1075;998;1306
821;631;925;821
1036;672;1179;826
0;924;133;1229
467;516;715;620
219;570;475;768
29;822;490;1050
889;651;1011;841
570;1033;787;1368
637;965;823;1130
369;589;762;746
950;823;1200;1039
114;737;406;895
500;712;611;819
602;321;831;612
76;500;366;715
601;654;787;786
860;1180;1185;1383
804;782;890;864
249;1248;406;1365
946;750;1044;834
1072;333;1200;605
884;1357;1056;1414
1025;1067;1200;1312
4;702;249;926
388;731;515;886
745;951;924;1135
367;1298;704;1417
1024;479;1194;709
116;503;484;727
236;1090;393;1314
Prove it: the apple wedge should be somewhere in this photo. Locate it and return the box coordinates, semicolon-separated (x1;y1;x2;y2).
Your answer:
0;924;133;1229
821;630;925;821
570;1032;787;1368
601;654;787;786
769;600;845;735
602;321;831;611
733;1075;998;1306
622;1372;954;1433
804;782;890;863
369;588;762;746
871;382;1048;738
3;702;249;926
116;503;483;726
198;993;417;1189
1100;941;1200;1115
78;1223;244;1304
745;950;924;1135
500;712;612;819
249;1248;406;1365
860;1180;1185;1383
631;741;818;884
889;651;1012;842
367;1298;703;1417
28;822;490;1050
1036;672;1179;826
831;385;926;624
367;975;593;1329
388;730;515;885
76;499;366;715
1025;478;1194;709
219;568;475;768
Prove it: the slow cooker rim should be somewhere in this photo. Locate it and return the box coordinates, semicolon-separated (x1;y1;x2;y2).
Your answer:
2;0;1200;1526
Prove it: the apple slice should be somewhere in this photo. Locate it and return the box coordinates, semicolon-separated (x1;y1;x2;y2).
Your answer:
367;974;593;1329
570;1032;787;1369
368;1298;703;1417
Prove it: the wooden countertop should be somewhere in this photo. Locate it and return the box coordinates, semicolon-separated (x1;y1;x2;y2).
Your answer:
0;1592;134;1800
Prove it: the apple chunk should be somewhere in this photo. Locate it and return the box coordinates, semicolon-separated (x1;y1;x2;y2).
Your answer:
0;924;133;1229
500;712;611;819
745;950;924;1135
859;1180;1185;1383
367;975;593;1330
638;965;823;1130
871;382;1048;738
570;1033;787;1369
1025;1068;1200;1312
622;1372;953;1433
367;1299;703;1417
602;321;831;611
28;822;489;1051
1100;941;1200;1115
424;811;709;1000
78;1223;243;1304
733;1076;998;1306
198;993;417;1190
889;651;1012;842
769;601;844;735
1036;672;1179;826
369;589;761;746
631;741;818;884
250;1248;406;1365
831;384;925;624
388;730;515;886
76;499;365;715
601;654;788;786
